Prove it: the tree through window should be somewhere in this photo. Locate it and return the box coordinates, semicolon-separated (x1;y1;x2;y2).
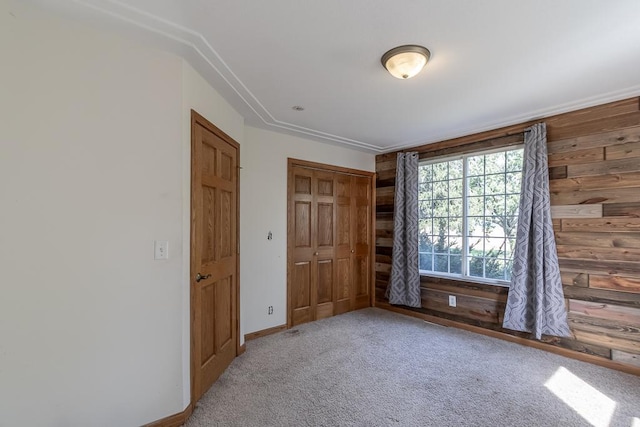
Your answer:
418;147;524;283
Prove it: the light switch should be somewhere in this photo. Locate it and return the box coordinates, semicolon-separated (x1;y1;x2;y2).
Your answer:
154;240;169;260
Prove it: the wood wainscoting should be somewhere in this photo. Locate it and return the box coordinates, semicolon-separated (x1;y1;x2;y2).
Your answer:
288;159;376;328
376;97;640;372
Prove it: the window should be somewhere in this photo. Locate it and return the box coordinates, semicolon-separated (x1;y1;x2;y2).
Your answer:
418;147;524;284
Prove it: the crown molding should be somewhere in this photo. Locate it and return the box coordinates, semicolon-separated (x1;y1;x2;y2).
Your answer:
63;1;640;155
71;0;385;153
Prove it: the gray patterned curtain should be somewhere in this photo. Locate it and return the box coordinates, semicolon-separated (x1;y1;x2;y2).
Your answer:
386;152;421;308
503;123;571;339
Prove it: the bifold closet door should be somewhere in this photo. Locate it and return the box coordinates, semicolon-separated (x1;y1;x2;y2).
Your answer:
289;167;336;326
288;161;373;327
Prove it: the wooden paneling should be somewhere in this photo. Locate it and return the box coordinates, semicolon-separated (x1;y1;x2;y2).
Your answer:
375;96;640;372
547;147;603;167
561;218;640;233
551;204;602;218
590;275;640;293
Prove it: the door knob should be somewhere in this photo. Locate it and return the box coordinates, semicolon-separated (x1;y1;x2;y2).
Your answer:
195;273;211;283
314;252;319;256
351;249;355;253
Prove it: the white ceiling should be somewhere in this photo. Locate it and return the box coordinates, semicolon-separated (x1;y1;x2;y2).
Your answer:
36;0;640;153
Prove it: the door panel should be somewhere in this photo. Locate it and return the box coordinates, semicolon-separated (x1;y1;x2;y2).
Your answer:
191;111;239;403
317;203;333;247
317;259;333;304
294;202;312;248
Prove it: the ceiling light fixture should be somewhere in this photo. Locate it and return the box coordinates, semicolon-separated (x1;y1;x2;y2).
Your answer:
381;45;431;80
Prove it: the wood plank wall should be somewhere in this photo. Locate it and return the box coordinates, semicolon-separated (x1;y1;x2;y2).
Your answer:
375;97;640;369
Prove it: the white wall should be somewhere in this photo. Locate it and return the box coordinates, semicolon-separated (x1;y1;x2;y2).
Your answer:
0;5;186;426
0;3;374;426
239;127;375;335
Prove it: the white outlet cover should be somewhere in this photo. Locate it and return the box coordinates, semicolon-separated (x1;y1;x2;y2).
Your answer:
154;240;169;260
448;295;457;307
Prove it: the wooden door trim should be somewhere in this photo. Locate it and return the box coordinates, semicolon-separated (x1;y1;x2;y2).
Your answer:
287;158;375;328
190;110;241;407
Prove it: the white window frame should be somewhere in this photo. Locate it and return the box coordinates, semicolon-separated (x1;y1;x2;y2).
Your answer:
418;145;524;287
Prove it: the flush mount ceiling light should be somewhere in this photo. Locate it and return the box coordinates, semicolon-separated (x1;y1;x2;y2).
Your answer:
381;45;431;80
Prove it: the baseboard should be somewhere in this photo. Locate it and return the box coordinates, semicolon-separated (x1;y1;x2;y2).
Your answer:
143;403;193;427
238;342;247;355
244;324;287;342
377;302;640;377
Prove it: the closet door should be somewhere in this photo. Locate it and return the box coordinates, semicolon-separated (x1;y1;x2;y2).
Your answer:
289;167;336;326
335;174;353;315
288;159;373;327
313;171;336;321
353;175;372;309
289;167;314;326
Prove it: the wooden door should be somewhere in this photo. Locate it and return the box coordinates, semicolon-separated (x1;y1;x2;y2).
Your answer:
335;174;353;315
288;159;374;327
191;111;239;402
289;167;336;326
314;170;336;321
352;175;372;309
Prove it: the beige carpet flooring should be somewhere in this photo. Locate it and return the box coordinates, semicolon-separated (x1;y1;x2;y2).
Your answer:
186;308;640;427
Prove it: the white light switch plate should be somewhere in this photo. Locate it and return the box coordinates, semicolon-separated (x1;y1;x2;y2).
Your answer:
154;240;169;260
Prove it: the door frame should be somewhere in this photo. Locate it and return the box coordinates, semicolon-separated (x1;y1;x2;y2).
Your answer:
190;110;241;406
286;158;376;328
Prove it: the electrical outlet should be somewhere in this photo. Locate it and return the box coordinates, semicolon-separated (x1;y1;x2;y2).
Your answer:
268;306;273;315
448;295;457;307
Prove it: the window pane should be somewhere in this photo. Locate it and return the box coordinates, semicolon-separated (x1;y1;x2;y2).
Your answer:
418;200;431;218
468;217;484;236
433;162;448;181
468;155;485;176
469;257;484;277
450;179;463;197
433;198;448;217
485;173;505;195
450;255;462;274
468;175;484;196
434;254;448;272
449;198;463;216
419;253;432;271
419;182;432;196
507;149;524;172
506;194;520;216
449;160;463;179
420;165;433;183
486;195;505;218
448;217;463;236
419;229;432;252
468;196;484;216
485;152;506;173
448;236;463;253
433;180;448;198
486;258;506;280
506;172;522;194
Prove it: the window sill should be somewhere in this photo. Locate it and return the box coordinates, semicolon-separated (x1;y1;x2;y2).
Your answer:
419;272;511;288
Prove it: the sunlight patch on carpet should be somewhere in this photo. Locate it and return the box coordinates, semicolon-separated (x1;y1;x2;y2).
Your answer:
544;366;616;427
632;417;640;427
